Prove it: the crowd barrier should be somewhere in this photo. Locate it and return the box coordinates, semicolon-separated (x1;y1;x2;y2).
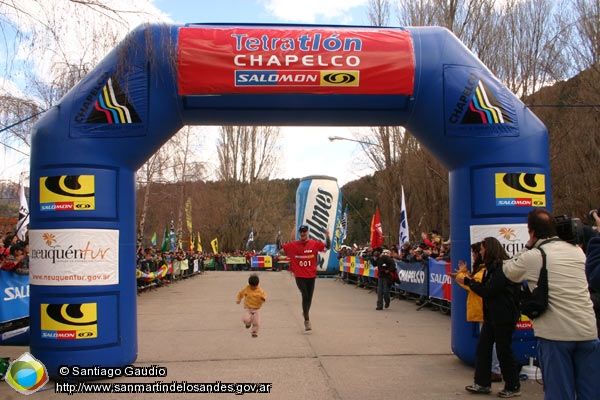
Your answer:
136;258;203;291
219;255;290;271
224;255;279;270
339;255;537;365
250;255;271;269
0;270;30;345
339;256;451;310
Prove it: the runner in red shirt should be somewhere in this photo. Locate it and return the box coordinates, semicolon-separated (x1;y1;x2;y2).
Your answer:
281;224;330;331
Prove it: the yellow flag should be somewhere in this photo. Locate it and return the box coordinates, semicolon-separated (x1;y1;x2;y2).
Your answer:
185;197;193;235
211;238;218;254
196;232;203;252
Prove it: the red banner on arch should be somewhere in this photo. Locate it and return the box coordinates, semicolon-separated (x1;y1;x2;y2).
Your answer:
178;26;415;95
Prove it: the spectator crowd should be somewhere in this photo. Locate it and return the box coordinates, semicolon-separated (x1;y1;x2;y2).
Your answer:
0;232;29;275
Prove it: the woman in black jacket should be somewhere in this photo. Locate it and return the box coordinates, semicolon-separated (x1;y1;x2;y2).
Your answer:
456;237;521;398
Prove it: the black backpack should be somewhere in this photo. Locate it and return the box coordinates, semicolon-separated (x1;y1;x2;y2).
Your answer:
519;239;560;319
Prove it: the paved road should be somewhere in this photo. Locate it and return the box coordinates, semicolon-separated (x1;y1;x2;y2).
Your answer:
0;271;544;399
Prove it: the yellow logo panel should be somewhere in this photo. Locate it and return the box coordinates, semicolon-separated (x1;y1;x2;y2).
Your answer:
320;71;359;86
39;175;95;211
41;303;98;340
495;173;546;207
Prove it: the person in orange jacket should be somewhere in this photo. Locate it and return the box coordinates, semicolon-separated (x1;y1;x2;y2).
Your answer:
454;241;502;383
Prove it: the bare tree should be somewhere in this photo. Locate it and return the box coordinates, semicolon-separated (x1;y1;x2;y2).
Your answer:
360;0;451;244
568;0;600;71
396;0;499;66
395;0;439;26
0;1;131;98
135;125;208;244
389;0;600;230
0;1;166;177
136;148;173;243
494;0;570;96
355;126;399;242
0;96;42;148
561;0;600;103
367;0;391;26
167;126;209;245
216;126;280;183
395;0;571;97
214;125;283;249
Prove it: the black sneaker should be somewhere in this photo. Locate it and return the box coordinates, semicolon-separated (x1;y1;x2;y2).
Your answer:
465;383;491;394
498;388;521;398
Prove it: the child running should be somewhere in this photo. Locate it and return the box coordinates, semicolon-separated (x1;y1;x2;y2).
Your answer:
236;274;267;337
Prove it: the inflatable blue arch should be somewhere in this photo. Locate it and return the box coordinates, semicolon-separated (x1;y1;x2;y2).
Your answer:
29;23;549;378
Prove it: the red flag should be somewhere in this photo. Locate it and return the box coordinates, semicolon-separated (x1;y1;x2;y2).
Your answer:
370;207;384;248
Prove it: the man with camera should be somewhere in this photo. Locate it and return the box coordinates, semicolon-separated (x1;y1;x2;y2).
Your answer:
503;209;598;400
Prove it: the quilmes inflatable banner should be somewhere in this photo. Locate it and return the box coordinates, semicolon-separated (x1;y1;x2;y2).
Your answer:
295;176;342;274
29;24;549;377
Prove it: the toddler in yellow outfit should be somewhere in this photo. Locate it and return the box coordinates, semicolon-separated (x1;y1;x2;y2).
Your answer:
236;274;267;337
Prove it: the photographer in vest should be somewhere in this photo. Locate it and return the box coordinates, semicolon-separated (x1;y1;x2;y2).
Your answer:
503;209;599;400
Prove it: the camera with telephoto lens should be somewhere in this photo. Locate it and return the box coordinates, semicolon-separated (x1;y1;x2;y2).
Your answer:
554;214;597;248
555;215;584;245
